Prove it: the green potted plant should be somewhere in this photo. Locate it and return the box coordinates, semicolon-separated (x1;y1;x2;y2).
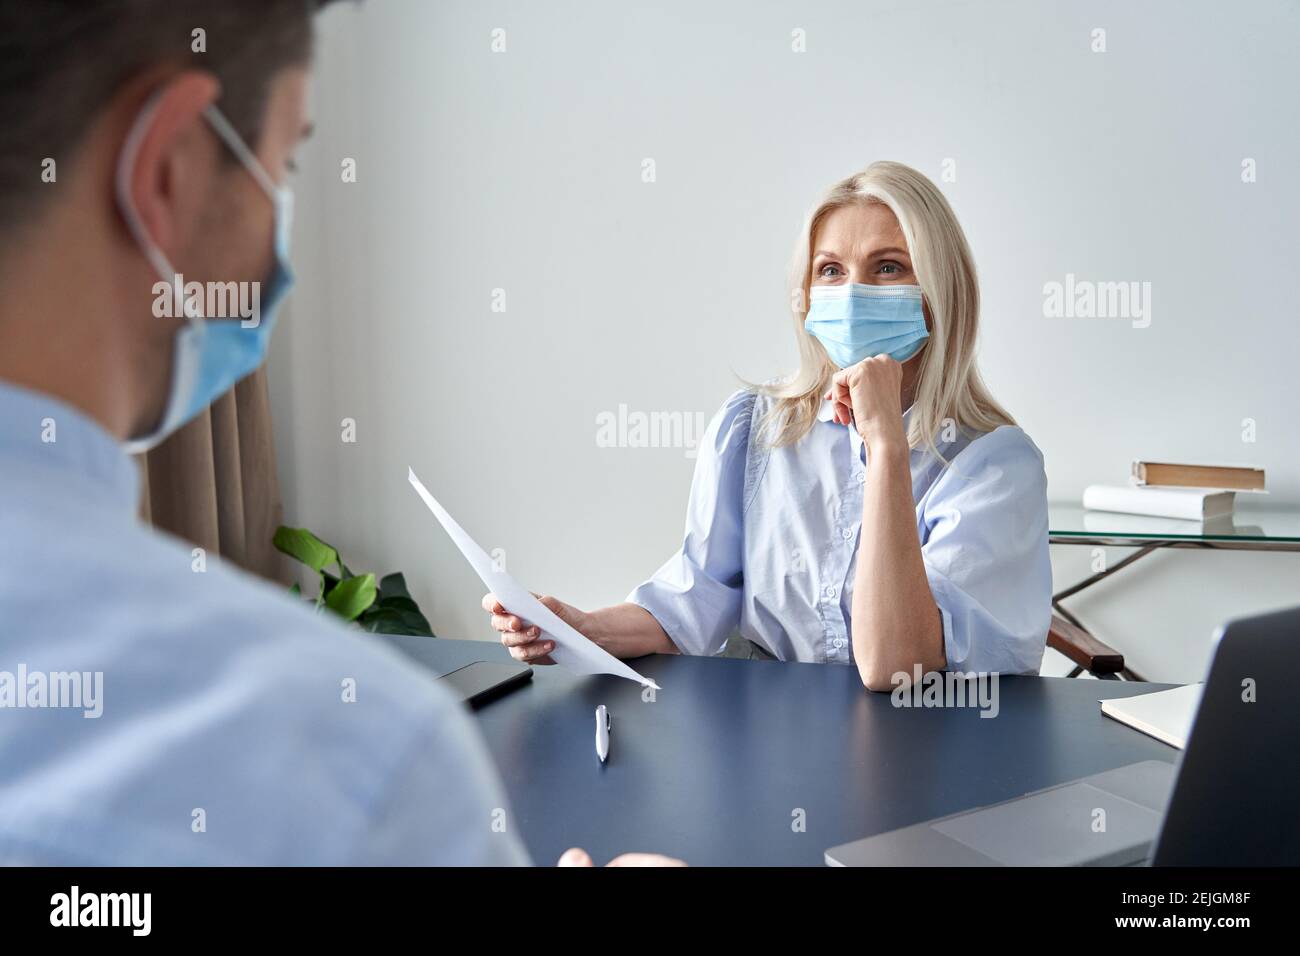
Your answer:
273;526;434;636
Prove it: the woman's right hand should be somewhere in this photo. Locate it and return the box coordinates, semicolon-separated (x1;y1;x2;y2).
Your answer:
481;592;589;664
558;848;687;867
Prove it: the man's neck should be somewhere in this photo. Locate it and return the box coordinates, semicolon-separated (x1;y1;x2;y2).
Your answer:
0;229;142;441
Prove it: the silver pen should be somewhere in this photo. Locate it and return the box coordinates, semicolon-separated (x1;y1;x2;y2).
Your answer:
595;705;611;763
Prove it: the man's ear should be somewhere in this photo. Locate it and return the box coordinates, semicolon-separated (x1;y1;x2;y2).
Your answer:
120;71;221;265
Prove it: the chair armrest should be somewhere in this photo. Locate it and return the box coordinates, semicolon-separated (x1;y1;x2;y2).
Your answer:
1047;614;1125;675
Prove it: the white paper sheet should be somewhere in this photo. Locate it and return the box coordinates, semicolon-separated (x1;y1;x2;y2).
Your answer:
408;468;660;689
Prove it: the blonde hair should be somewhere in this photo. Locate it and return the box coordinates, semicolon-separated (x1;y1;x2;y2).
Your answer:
754;160;1014;462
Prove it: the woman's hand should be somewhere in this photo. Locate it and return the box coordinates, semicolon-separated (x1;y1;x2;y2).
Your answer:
558;848;687;867
482;592;590;664
827;354;908;452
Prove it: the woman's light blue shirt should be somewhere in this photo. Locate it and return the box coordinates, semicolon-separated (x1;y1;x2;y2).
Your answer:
627;389;1052;674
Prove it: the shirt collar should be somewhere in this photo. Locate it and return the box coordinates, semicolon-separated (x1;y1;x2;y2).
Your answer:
817;397;928;465
0;378;140;513
816;396;918;431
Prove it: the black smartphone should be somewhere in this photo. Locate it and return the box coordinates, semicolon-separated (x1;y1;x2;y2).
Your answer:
436;661;533;709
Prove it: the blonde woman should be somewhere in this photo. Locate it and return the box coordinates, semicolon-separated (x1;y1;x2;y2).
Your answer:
483;161;1051;690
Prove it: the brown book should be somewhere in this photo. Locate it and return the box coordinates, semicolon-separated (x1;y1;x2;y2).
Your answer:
1132;461;1266;491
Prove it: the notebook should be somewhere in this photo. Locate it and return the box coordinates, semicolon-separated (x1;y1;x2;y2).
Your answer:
1100;683;1204;750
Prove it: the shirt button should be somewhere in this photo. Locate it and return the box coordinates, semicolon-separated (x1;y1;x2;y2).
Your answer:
855;471;866;483
835;638;847;649
841;528;854;540
824;585;837;599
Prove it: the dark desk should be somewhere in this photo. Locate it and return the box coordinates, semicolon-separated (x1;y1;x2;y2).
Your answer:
380;636;1179;866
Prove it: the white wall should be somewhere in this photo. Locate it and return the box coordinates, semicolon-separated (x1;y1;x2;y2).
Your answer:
270;0;1300;685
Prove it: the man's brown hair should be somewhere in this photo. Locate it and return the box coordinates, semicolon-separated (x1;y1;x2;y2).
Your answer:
0;0;336;231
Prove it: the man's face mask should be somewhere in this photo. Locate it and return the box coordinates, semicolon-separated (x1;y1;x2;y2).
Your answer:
116;96;295;454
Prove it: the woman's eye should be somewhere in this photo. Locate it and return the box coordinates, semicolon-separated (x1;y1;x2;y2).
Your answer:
818;264;842;278
879;262;900;275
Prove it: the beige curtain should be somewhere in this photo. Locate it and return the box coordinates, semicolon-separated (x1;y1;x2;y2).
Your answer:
137;365;288;584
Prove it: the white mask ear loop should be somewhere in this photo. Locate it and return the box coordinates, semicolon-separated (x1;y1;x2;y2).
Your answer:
114;91;203;323
202;104;281;201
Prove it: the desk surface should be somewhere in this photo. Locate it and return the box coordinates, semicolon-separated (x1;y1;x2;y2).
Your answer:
379;636;1180;866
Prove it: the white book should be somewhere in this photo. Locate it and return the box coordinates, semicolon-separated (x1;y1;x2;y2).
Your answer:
1082;484;1235;521
1100;683;1204;750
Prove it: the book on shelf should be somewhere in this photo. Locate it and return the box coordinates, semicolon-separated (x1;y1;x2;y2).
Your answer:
1082;484;1235;521
1132;460;1266;493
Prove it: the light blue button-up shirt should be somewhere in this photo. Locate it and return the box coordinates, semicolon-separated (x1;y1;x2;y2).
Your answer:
628;389;1051;674
0;380;528;865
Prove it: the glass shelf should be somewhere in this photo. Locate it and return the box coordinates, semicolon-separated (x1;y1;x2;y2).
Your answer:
1048;503;1300;546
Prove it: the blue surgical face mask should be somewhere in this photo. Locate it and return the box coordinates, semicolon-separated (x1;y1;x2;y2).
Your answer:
117;99;295;454
804;283;929;368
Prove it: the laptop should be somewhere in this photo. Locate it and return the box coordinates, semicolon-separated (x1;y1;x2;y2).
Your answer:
825;606;1300;866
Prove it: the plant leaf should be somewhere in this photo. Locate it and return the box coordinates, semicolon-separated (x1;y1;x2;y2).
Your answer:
376;595;420;613
273;526;338;574
324;573;377;622
378;572;412;600
359;610;416;635
360;599;435;637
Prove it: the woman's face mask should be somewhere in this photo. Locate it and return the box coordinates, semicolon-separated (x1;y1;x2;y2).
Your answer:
804;283;930;368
